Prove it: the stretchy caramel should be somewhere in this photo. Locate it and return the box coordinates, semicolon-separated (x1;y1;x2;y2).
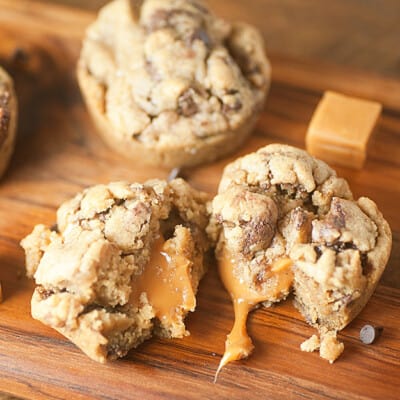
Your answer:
130;235;196;325
215;247;292;379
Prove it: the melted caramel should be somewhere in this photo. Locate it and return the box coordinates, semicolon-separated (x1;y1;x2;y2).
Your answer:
215;248;292;380
130;235;195;325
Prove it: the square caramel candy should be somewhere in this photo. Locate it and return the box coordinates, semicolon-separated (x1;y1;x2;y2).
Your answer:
306;91;382;169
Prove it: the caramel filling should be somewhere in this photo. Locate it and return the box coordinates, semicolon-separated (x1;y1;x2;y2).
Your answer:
215;247;293;380
130;235;195;326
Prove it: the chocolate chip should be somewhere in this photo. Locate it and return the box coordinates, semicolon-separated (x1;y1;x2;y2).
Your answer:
360;253;373;275
330;198;346;228
314;246;322;260
222;99;242;113
360;324;383;344
328;241;357;253
178;89;198;117
50;223;59;233
189;28;211;47
37;286;54;299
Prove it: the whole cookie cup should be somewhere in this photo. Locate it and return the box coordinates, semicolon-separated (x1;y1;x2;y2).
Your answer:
78;0;270;168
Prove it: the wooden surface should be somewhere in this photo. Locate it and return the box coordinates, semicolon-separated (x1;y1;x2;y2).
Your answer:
38;0;400;79
0;1;399;399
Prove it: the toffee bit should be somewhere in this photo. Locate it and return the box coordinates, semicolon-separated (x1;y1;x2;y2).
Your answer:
360;324;383;344
168;167;181;182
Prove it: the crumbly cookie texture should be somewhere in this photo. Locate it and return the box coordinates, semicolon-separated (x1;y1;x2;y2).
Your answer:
208;144;392;363
78;0;270;168
21;179;210;363
0;66;17;178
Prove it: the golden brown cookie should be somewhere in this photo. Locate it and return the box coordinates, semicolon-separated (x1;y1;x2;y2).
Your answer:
77;0;270;168
21;179;210;363
208;144;391;369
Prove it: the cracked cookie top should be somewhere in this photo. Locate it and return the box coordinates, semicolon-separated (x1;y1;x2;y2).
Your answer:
79;0;270;146
23;178;209;303
209;144;391;303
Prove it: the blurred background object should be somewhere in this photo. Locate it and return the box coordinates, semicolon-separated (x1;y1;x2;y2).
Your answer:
40;0;400;79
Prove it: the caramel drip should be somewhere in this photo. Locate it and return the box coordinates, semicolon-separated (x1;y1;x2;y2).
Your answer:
215;248;292;380
130;235;195;325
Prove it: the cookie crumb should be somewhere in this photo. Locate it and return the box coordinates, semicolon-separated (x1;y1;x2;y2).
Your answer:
300;335;320;352
319;331;344;363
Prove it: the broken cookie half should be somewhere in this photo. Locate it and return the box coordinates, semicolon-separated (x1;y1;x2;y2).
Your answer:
21;179;210;362
208;144;391;373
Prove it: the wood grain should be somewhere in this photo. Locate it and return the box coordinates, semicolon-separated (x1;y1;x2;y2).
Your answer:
35;0;400;79
0;1;399;399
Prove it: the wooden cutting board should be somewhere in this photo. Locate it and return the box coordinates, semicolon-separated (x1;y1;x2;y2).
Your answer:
0;1;399;399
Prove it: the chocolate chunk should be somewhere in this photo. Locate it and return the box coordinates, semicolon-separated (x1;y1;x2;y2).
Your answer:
36;286;54;300
360;324;383;344
222;99;242;113
314;246;322;260
190;28;211;47
360;252;373;275
243;218;275;255
178;89;198;117
328;241;357;253
50;223;59;233
324;197;346;229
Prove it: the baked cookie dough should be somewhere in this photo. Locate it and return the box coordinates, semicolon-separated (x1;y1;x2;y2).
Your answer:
21;179;210;363
0;66;17;178
208;144;391;371
78;0;270;168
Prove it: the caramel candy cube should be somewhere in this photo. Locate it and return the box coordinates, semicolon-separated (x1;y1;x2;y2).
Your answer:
306;91;382;169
